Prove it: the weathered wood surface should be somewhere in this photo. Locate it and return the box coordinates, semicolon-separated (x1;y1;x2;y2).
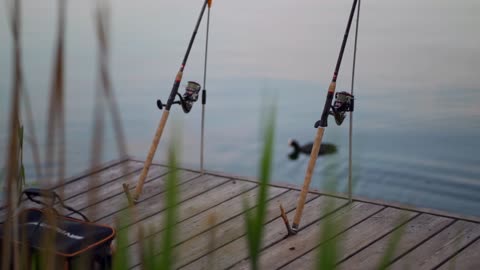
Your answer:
437;237;480;270
177;193;329;270
3;158;479;269
388;220;480;270
0;159;144;221
337;213;453;270
81;170;200;222
64;164;170;216
234;202;383;270
126;186;288;268
278;207;416;269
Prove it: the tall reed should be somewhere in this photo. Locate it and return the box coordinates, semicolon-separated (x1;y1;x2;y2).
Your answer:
2;0;23;268
243;103;276;270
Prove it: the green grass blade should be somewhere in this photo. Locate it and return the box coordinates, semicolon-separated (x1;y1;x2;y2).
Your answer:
142;226;157;270
315;215;338;270
243;102;276;270
112;213;130;270
19;164;26;194
376;214;408;270
316;156;342;270
18;125;24;148
157;140;179;270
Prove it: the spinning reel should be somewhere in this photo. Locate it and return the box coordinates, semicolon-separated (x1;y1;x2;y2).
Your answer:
314;91;354;128
330;91;354;125
157;81;201;113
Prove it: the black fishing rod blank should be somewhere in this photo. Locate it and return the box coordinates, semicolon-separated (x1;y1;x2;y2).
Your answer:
281;0;359;236
125;0;211;203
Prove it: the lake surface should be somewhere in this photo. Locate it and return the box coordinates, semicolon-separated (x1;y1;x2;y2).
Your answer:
1;0;479;216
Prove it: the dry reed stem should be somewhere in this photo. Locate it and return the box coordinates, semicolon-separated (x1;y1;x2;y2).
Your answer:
91;1;134;256
90;0;130;216
2;0;22;269
45;0;66;198
95;0;128;159
40;0;67;268
2;0;129;268
21;85;43;179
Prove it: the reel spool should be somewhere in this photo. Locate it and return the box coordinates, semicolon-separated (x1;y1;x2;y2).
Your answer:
157;81;201;113
330;91;354;125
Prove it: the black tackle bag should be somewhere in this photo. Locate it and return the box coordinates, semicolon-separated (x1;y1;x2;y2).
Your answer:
0;188;116;269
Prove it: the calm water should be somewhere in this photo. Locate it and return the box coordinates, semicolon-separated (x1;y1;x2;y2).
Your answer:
1;0;479;216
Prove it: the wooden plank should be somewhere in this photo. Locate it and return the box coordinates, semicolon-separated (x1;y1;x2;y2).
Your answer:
437;237;480;270
54;160;144;200
57;156;132;188
205;170;480;224
336;213;453;270
126;185;288;267
281;207;418;270
0;156;130;210
230;201;382;270
0;160;143;222
175;180;256;222
388;220;480;270
180;195;350;270
126;178;257;243
175;191;323;269
330;208;418;262
175;191;318;267
129;181;278;242
70;170;199;222
6;158;480;270
165;190;318;270
172;186;287;245
96;174;230;226
129;190;314;270
61;164;168;214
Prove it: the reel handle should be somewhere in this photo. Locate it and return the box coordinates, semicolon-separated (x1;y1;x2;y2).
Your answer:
156;93;187;112
314;91;354;127
156;81;200;113
156;99;164;110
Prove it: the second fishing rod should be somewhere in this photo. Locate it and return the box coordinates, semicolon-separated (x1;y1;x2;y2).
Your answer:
124;0;212;204
281;0;358;236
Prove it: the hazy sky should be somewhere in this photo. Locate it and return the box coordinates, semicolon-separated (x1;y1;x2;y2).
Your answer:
1;0;479;90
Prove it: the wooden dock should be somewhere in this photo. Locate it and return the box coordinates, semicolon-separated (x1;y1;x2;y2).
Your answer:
2;157;480;269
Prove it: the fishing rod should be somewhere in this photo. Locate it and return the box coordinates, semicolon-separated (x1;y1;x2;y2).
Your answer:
124;0;213;204
281;0;358;236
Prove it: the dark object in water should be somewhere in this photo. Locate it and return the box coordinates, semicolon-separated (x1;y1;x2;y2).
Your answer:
288;139;337;160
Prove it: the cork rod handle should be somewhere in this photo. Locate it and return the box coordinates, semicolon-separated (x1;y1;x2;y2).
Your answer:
133;110;170;200
292;126;325;229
